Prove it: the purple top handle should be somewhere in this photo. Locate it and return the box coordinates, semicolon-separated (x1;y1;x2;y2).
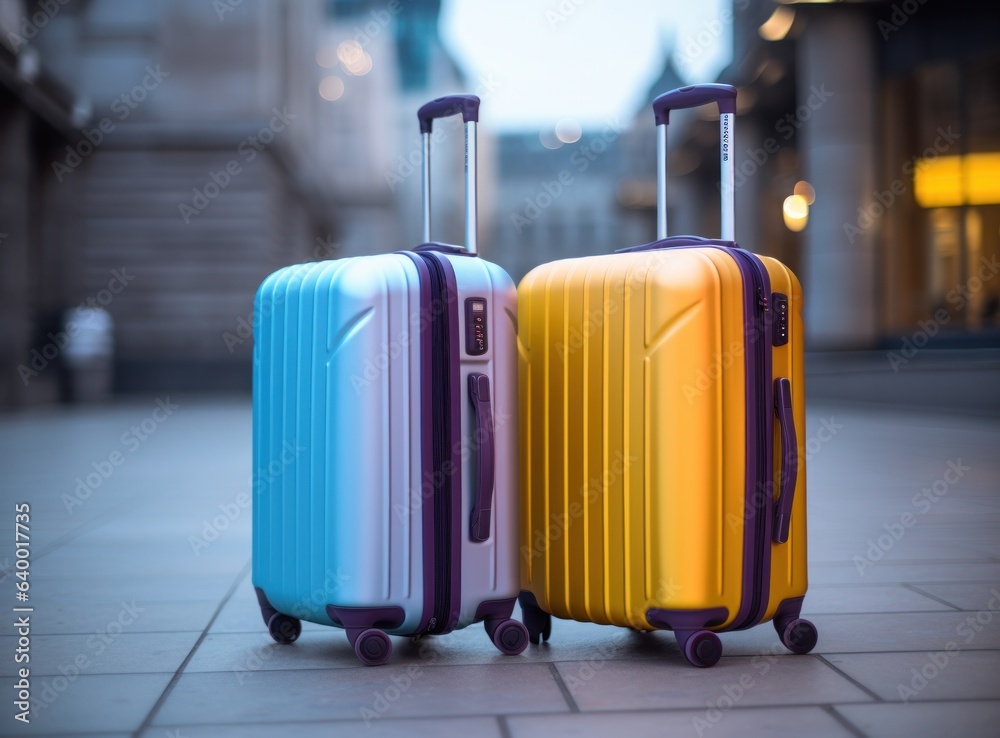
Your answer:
418;94;481;134
652;83;737;126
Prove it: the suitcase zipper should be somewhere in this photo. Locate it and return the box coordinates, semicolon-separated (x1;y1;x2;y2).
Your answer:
421;254;454;635
732;250;771;630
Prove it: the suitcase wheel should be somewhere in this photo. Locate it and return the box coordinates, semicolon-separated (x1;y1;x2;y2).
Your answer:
678;629;722;668
487;618;529;656
519;598;552;645
776;617;818;655
266;613;302;645
353;628;393;666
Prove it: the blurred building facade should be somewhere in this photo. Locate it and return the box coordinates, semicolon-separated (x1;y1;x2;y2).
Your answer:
0;0;474;407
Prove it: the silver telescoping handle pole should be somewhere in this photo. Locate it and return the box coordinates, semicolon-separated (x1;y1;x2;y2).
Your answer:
417;95;480;253
465;121;477;254
422;132;432;244
652;84;738;242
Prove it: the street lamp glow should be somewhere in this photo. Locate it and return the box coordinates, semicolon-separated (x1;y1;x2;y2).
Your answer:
794;180;816;205
759;7;795;41
555;119;582;144
783;194;808;232
319;75;345;101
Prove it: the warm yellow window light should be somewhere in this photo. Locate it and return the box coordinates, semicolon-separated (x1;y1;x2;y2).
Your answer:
914;153;1000;207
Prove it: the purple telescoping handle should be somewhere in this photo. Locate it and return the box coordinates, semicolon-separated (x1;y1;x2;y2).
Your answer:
468;373;495;542
418;94;480;134
651;83;737;242
652;83;737;125
772;377;798;544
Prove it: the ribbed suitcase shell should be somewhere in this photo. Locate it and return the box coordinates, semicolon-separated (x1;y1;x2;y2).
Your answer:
252;252;521;635
517;248;807;631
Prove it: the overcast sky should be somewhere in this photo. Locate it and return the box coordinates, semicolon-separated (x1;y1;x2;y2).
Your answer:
439;0;733;131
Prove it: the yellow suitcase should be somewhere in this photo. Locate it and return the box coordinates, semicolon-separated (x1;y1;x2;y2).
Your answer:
517;85;815;667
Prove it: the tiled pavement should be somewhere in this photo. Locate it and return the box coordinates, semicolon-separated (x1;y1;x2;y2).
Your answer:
0;397;998;737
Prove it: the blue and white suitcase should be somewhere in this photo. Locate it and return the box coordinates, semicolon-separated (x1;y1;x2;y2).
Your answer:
251;95;527;665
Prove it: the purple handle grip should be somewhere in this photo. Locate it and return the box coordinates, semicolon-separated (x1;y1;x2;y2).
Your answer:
418;94;480;134
773;377;798;544
468;373;495;542
616;235;736;254
652;84;737;126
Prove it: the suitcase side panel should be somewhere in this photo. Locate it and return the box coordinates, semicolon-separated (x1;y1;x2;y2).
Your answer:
759;257;808;621
252;254;427;633
445;255;522;626
518;249;749;630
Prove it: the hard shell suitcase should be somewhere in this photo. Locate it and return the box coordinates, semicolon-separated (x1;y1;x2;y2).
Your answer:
252;95;527;665
516;84;817;667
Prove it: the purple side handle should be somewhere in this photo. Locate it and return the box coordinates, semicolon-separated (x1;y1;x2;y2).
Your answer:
468;373;495;542
653;83;737;125
772;377;798;544
418;94;480;134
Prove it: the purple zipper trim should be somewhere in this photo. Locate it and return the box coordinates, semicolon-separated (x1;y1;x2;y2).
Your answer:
413;251;464;633
401;252;437;635
436;254;464;633
730;248;773;631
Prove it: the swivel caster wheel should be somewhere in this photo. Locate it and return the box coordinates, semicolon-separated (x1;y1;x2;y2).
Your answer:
266;613;301;644
518;593;552;645
776;617;818;655
487;619;529;655
353;628;392;666
678;629;722;668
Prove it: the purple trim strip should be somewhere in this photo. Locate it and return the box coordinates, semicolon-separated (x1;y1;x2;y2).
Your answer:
732;249;773;631
616;236;734;253
424;252;464;632
441;255;464;632
401;252;437;635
